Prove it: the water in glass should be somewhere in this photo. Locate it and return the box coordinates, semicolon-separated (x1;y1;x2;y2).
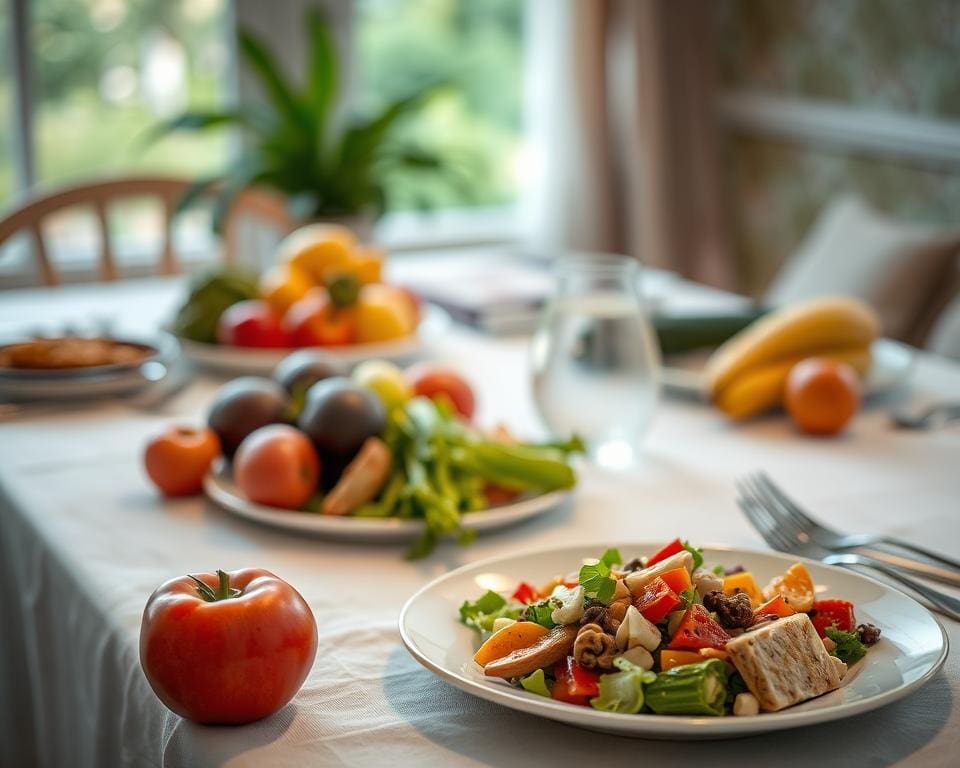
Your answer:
531;254;661;467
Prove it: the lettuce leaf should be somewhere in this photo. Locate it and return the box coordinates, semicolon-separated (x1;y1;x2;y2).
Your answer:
590;657;656;714
825;627;867;665
459;591;523;632
519;669;552;697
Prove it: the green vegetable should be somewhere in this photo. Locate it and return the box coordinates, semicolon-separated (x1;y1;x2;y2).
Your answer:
520;598;558;629
519;669;552;698
590;657;656;714
825;627;868;665
579;558;616;604
682;541;704;571
653;308;766;355
678;587;697;609
711;564;725;576
171;267;259;343
459;591;523;633
369;397;580;558
725;671;749;707
644;659;730;716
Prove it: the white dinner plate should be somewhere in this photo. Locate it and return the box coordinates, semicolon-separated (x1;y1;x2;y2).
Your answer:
179;304;452;374
661;338;915;399
400;542;948;740
204;464;571;542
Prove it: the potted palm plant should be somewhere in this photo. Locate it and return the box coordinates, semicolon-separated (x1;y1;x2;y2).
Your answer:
151;8;454;234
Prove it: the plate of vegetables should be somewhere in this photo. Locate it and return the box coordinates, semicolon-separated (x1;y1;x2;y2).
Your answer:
399;540;947;738
201;353;581;558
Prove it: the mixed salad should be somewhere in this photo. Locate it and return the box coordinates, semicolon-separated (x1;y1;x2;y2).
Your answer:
460;540;882;715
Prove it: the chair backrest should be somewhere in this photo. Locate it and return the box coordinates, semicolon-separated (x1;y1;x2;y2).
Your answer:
0;176;297;286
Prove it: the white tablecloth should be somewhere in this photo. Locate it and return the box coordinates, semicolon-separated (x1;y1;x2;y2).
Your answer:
1;276;958;767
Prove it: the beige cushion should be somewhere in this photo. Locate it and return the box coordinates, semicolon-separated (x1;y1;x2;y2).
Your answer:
766;196;960;344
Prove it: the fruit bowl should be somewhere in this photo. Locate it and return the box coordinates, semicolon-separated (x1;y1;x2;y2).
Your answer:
178;303;451;374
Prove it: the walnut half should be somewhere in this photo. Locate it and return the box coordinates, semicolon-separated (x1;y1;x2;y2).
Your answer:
573;623;617;670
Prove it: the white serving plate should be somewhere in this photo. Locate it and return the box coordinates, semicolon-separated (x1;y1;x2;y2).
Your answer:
400;542;948;740
661;338;915;399
179;304;451;374
204;464;570;543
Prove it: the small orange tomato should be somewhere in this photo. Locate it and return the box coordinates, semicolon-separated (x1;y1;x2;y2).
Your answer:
144;426;221;497
785;358;861;436
234;425;319;509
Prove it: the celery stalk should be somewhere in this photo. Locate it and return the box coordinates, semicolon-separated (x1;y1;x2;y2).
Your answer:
644;659;729;716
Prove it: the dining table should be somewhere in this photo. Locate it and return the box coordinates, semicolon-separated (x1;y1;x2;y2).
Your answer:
0;263;958;768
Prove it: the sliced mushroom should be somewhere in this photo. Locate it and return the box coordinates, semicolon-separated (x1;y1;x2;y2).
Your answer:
693;567;724;600
483;625;578;679
624;551;694;594
322;437;392;516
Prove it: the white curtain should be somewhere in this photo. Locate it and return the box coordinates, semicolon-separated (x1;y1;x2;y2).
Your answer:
522;0;733;289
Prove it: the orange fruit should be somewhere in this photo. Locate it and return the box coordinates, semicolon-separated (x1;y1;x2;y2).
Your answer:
259;264;314;314
785;358;861;436
762;562;815;612
278;224;357;283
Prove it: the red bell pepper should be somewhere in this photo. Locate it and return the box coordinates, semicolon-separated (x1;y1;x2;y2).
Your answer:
633;577;682;624
668;604;731;650
551;657;600;706
511;582;538;605
810;599;856;638
647;538;684;567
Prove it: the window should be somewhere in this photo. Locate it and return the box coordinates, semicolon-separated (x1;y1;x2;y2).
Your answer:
0;9;15;205
31;0;230;188
355;0;525;212
0;0;527;285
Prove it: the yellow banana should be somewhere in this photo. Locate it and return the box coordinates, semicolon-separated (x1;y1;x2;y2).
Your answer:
714;344;872;420
705;297;879;399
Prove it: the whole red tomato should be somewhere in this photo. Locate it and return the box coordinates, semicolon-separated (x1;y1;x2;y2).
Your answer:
234;424;320;509
284;289;358;347
140;568;317;724
217;300;292;348
144;425;221;497
405;364;476;419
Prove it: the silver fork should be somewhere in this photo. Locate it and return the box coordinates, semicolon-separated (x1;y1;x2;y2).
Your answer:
753;472;960;577
737;476;960;621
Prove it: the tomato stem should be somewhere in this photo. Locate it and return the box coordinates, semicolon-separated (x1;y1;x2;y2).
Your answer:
188;569;241;602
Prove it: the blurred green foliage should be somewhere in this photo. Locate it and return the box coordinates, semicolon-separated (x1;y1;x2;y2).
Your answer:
0;0;524;213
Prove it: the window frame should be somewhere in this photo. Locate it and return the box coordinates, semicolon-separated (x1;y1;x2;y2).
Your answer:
2;0;521;256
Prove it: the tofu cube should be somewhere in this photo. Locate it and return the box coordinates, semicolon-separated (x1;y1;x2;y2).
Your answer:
725;613;841;712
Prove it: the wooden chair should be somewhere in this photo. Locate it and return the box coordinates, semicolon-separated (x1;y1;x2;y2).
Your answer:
0;176;297;286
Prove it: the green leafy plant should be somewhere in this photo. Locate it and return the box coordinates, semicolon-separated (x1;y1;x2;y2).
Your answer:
149;8;456;230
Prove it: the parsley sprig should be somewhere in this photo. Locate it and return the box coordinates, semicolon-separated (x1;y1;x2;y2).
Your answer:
578;548;623;604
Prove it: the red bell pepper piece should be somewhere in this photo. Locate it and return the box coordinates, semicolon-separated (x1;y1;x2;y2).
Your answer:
668;604;731;650
809;599;856;638
633;577;682;624
647;538;684;567
511;582;538;605
551;657;599;705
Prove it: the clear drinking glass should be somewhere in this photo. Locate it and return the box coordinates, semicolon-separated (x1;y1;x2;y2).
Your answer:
531;254;661;467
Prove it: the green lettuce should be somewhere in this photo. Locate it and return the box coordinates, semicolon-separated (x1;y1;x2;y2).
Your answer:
590;657;656;714
519;669;551;698
458;591;523;633
825;627;868;665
